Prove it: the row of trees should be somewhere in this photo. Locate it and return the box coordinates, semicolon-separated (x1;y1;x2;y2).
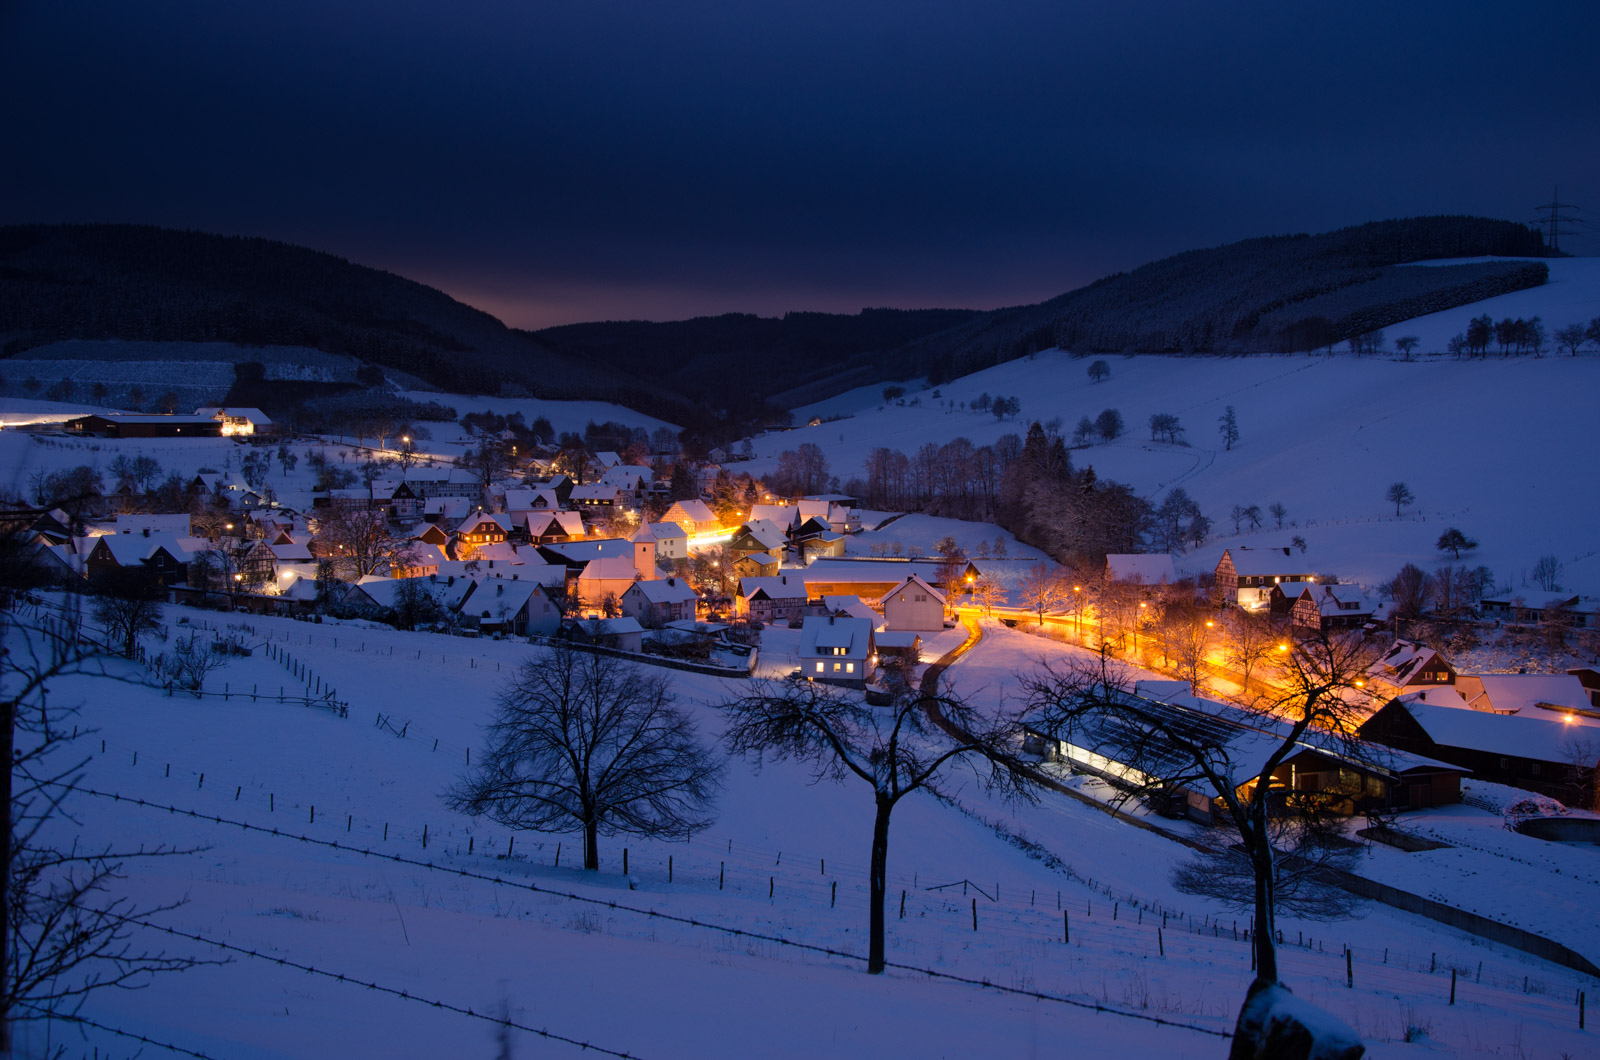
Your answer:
1446;314;1600;359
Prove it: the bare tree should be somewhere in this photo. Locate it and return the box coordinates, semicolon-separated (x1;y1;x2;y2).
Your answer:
2;614;219;1049
1268;502;1287;530
1531;554;1564;592
1385;481;1414;517
1087;359;1110;383
1019;632;1377;1050
1393;335;1420;360
718;678;1034;974
314;506;416;580
1017;562;1066;625
89;568;165;659
448;645;722;871
1223;610;1279;699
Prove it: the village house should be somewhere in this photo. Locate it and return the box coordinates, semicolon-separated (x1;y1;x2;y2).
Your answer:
733;551;780;581
620;576;699;626
454;511;510;559
1214;546;1327;610
662;499;718;537
822;594;880;624
1367;639;1457;697
798;614;876;688
736;573;810;624
792;515;845;563
1453;673;1594;718
1361;689;1599;807
465;578;563;637
523;510;586;544
569;483;623;512
1479;592;1591;628
66;413;222;439
1027;681;1465;820
1283;583;1377;631
802;557;980;606
84;529;195;587
881;574;946;632
644;520;688;565
195;407;275;437
729;519;789;563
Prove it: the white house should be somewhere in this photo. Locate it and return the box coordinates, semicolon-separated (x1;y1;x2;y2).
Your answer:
798;615;875;688
620;576;699;626
881;574;946;632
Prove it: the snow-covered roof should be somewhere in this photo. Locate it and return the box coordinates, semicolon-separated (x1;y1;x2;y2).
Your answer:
424;497;472;519
738;551;777;567
1457;673;1593;716
874;631;921;650
1222;547;1320;577
746;503;796;528
570;484;621;502
885;574;946;607
1106;553;1177;584
738;519;788;551
196;406;273;425
95;530;194;564
544;539;633;564
665;499;716;524
801;615;872;658
1392;690;1600;763
505;488;561;511
1295;584;1374;617
738;574;808;600
649;521;685;540
625;577;698;604
577;556;644;582
823;595;879;624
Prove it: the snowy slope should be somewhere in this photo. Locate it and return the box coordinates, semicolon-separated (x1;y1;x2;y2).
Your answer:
15;605;1600;1058
1391;256;1600;353
774;351;1600;596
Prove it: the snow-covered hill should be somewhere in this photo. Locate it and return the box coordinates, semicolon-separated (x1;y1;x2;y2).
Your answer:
18;607;1600;1057
772;347;1600;598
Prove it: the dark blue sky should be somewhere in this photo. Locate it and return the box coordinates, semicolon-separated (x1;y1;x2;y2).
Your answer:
4;1;1596;328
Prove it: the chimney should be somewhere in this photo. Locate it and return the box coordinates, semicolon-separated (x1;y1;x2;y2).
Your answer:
143;527;150;537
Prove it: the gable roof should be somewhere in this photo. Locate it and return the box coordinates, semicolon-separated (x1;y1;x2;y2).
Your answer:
1221;546;1320;577
738;574;808;601
1387;690;1600;763
1458;673;1593;716
800;615;873;658
625;577;698;604
885;574;946;607
665;499;716;524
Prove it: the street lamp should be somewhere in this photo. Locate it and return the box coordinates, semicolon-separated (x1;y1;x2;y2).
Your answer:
1073;586;1082;634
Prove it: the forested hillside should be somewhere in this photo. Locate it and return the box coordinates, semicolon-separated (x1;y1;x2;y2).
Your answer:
0;224;593;399
866;216;1550;388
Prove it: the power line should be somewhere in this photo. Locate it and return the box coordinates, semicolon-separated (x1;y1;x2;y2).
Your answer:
1534;186;1585;253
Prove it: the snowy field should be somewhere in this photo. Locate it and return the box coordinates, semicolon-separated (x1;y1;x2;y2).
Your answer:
771;349;1600;599
9;603;1600;1058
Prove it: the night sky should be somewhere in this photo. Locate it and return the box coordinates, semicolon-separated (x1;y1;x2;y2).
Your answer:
4;2;1596;329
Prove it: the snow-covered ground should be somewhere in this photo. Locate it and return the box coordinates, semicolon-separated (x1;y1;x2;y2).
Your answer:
1392;256;1600;353
11;602;1600;1058
771;350;1600;599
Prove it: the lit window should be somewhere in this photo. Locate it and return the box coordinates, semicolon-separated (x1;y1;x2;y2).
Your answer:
833;662;841;672
815;662;824;673
846;663;854;673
